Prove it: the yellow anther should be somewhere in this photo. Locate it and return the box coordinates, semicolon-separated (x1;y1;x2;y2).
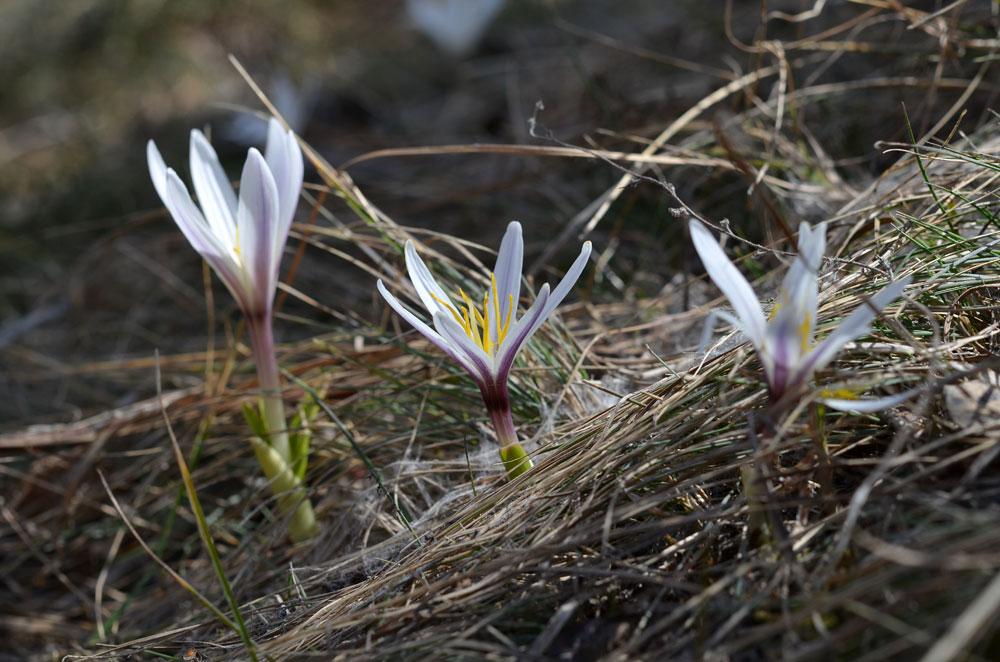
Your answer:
429;274;519;356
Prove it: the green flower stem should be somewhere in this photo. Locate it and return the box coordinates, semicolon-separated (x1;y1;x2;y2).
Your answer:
249;316;290;461
249;437;318;543
489;405;533;479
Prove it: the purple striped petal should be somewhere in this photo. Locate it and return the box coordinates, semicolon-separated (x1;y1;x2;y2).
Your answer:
433;312;495;384
405;240;457;318
189;130;239;249
804;276;911;377
164;170;251;311
236;148;281;309
495;283;551;381
378;279;483;384
690;220;767;346
493;221;523;322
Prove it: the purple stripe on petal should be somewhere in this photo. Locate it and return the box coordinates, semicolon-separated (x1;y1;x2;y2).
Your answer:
495;283;551;382
378;280;484;385
433;312;496;384
237;149;281;309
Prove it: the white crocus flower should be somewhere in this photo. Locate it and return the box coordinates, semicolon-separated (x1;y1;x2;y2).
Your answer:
690;219;912;411
378;221;591;477
147;118;317;542
147;118;303;319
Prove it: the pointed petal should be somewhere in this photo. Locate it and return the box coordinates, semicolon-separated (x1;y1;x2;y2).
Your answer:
189;130;239;248
405;240;457;316
495;283;551;381
236;148;282;307
820;387;920;413
493;221;523;321
377;280;488;386
780;221;824;336
264;118;304;254
539;240;592;321
146;140;169;203
805;276;912;376
689;220;767;345
164;170;251;310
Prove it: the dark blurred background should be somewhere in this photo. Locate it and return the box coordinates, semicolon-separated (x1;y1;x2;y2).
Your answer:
2;0;997;429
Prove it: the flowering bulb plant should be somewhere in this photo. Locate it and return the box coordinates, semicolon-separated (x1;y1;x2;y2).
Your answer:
690;219;911;411
147;118;317;541
378;222;591;478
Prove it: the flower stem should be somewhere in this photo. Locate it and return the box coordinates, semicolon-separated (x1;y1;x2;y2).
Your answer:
246;312;317;542
249;437;318;542
487;396;533;479
248;315;290;461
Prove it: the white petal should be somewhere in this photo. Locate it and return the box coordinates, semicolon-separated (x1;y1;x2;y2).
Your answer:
819;387;920;413
146;140;169;203
493;221;523;322
264;118;304;258
495;283;551;380
377;280;487;385
689;220;767;345
538;240;592;321
805;277;912;376
405;240;457;317
779;222;824;340
164;170;251;310
189;130;239;248
236;148;282;307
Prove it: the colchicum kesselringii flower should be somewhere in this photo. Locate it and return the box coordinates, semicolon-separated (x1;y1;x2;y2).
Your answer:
147;118;317;541
378;222;591;478
690;219;911;411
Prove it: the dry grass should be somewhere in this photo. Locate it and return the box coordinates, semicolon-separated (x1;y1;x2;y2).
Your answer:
4;2;1000;661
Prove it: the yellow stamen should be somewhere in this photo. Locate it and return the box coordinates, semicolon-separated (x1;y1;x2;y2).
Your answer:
491;274;501;340
429;274;519;356
819;388;857;400
458;288;483;351
429;292;465;328
501;295;513;342
798;313;812;354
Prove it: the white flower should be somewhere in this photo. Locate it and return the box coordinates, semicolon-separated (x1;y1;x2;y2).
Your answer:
147;118;304;317
379;222;590;394
690;219;911;408
378;221;590;475
406;0;505;56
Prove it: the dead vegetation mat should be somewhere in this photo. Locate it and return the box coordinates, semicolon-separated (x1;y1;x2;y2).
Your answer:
4;2;1000;661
